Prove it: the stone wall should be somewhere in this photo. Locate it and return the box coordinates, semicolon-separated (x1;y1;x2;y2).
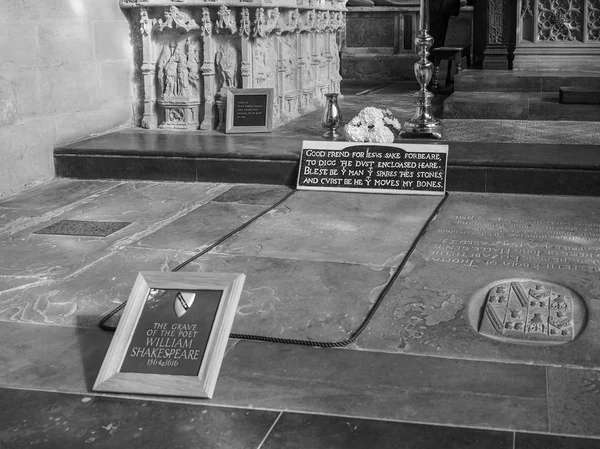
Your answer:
0;1;134;198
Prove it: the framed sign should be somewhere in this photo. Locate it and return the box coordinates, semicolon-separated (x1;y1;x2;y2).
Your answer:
93;271;245;399
297;141;448;195
226;88;273;133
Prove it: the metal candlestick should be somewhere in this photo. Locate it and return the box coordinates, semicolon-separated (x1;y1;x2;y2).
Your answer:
321;93;344;140
401;1;443;140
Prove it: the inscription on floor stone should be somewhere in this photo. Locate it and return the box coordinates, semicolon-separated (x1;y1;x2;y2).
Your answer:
424;215;600;273
473;280;587;345
33;220;131;237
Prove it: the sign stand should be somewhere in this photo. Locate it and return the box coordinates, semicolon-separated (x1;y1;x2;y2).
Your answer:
93;271;245;399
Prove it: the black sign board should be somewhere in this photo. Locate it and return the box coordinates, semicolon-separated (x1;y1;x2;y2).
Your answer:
297;141;448;195
120;289;222;376
226;88;273;133
93;272;245;399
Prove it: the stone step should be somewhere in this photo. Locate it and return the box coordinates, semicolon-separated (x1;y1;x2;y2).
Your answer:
54;129;600;196
560;87;600;104
443;91;600;121
454;69;600;93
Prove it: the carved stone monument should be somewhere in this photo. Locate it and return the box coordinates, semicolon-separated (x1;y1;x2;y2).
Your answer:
122;0;347;131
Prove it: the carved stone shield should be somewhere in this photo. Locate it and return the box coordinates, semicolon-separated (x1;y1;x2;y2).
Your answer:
477;280;587;345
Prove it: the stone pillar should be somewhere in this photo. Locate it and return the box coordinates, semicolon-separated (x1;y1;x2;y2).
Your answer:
239;8;253;88
200;8;217;130
483;0;509;70
140;8;158;129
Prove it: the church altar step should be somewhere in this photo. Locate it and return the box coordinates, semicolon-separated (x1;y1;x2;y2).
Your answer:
443;92;600;121
54;129;600;196
453;70;600;93
560;87;600;105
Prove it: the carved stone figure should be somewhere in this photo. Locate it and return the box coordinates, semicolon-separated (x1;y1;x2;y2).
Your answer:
175;43;189;96
215;41;239;89
157;39;199;99
187;39;201;93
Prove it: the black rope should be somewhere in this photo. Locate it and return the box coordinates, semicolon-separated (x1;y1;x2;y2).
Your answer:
100;190;450;349
99;188;297;331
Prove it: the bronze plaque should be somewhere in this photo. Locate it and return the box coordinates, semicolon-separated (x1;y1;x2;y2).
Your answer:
477;280;587;345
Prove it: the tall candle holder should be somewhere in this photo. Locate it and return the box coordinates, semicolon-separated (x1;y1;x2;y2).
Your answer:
401;2;443;140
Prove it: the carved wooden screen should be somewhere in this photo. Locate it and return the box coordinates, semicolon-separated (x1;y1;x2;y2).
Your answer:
519;0;600;44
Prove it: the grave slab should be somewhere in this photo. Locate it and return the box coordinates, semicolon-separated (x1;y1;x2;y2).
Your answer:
216;191;444;267
355;192;600;369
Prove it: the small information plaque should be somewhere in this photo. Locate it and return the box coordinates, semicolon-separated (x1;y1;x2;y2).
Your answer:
93;271;245;399
297;141;448;195
226;88;273;133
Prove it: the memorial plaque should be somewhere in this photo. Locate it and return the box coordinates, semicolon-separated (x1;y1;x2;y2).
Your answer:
226;88;273;133
94;271;245;398
473;279;587;345
297;141;448;195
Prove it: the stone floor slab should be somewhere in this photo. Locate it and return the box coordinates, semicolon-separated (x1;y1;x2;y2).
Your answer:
515;432;600;448
547;367;600;438
133;201;269;252
0;247;196;327
180;253;392;341
356;192;600;369
212;184;293;205
0;181;228;279
263;412;513;449
0;179;119;212
217;191;443;267
0;387;278;449
213;341;549;432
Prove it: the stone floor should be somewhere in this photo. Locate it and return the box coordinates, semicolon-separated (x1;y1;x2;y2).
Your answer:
2;177;600;448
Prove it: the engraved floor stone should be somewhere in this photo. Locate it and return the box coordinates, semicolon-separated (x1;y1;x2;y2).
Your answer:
470;279;587;345
33;220;132;237
355;192;600;369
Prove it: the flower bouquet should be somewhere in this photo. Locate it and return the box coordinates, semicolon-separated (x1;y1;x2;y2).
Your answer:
343;107;402;143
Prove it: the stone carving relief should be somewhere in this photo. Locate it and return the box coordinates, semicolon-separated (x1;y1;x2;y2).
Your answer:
538;0;583;41
280;35;298;92
476;280;587;344
215;41;240;89
240;8;252;37
299;34;314;90
253;38;277;87
126;1;345;130
157;6;200;33
157;38;200;99
521;0;533;18
201;7;213;35
589;0;600;40
487;0;505;44
216;5;237;34
140;9;153;35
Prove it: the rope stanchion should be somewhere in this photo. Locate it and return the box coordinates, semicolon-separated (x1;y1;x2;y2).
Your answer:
100;190;450;349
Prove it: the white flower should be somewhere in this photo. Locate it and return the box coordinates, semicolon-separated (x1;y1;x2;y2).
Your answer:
367;125;395;143
344;123;368;142
359;107;384;124
344;107;401;143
